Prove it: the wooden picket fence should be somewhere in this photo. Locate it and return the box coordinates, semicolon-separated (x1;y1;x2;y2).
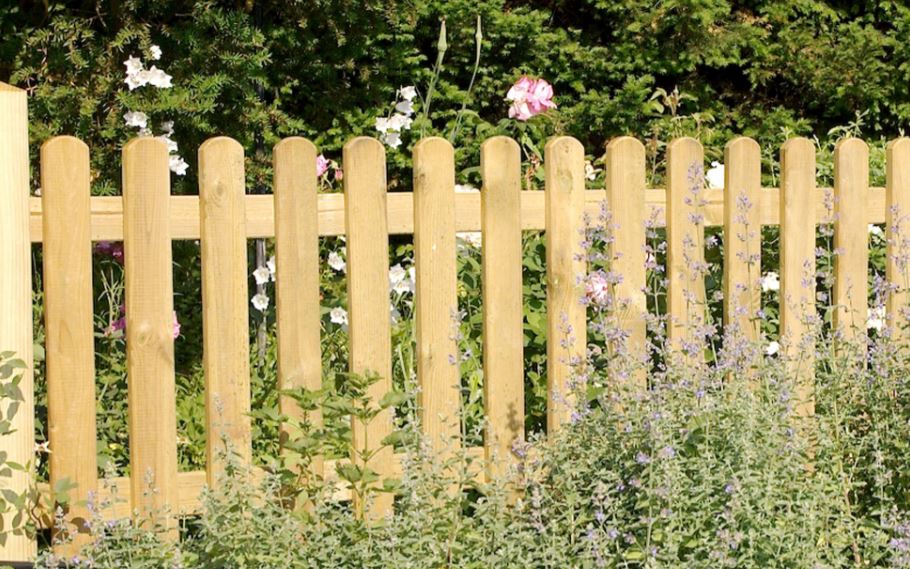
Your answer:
2;80;910;560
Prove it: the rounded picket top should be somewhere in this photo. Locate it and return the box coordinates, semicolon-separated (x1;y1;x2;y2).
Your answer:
667;136;702;153
606;135;645;155
273;136;318;177
343;135;385;156
781;136;815;155
834;136;869;155
725;136;760;155
888;136;910;155
481;135;520;157
40;134;88;156
413;136;453;155
199;135;244;159
544;135;583;155
123;134;169;156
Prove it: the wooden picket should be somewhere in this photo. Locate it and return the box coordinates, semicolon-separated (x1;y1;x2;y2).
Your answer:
7;77;910;559
887;137;910;337
273;137;324;479
480;136;525;477
199;137;253;485
666;137;706;352
40;136;97;553
343;137;395;518
413;138;460;453
0;82;35;561
605;137;647;387
121;138;179;533
722;137;762;343
779;137;816;418
544;137;587;431
833;138;870;345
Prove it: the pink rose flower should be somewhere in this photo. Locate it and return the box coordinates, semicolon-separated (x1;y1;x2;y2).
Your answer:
506;76;557;121
585;271;611;306
316;154;330;177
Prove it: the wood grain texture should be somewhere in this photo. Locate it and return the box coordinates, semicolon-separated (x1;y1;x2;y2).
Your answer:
343;137;394;518
544;136;586;431
413;138;460;453
833;138;869;345
273;137;323;479
0;81;35;561
886;138;910;339
779;137;816;418
122;137;178;532
480;137;524;479
198;137;252;486
666;137;706;351
723;137;762;343
40;136;97;553
605;137;647;388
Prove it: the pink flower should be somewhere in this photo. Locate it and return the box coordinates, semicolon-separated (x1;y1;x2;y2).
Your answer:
334;168;343;181
585;271;611;306
506;76;556;121
316;154;330;177
172;311;181;338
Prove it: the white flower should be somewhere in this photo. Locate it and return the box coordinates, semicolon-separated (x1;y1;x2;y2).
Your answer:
267;256;276;278
455;184;478;193
251;292;270;312
252;266;271;286
34;187;41;197
390;305;401;324
389;263;406;284
395;99;415;115
765;341;780;356
706;161;724;190
34;441;51;454
457;233;482;250
146;66;173;89
869;224;884;238
398;86;418;101
161;121;175;136
330;307;348;326
381;131;402;148
867;306;886;331
375;117;393;133
138;127;153;137
169;155;189;176
328;251;346;272
159;135;179;154
149;45;162;60
124;56;144;76
123;111;149;129
585;161;601;181
760;271;780;293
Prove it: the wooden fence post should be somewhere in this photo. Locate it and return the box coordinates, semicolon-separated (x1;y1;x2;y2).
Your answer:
0;81;36;561
833;138;869;348
199;137;252;486
605;137;647;389
666;137;706;354
722;137;762;345
544;136;586;432
887;138;910;337
413;138;460;454
480;136;524;480
779;137;816;419
273;137;323;481
343;137;394;519
40;136;97;554
122;137;178;534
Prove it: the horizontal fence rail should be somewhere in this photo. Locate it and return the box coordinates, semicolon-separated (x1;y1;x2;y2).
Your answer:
4;81;910;561
25;186;893;241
